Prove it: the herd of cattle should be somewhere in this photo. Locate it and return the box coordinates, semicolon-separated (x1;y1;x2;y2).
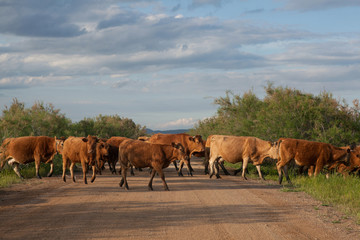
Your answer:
0;134;359;190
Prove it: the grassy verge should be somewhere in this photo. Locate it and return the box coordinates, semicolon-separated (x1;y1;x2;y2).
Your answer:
0;155;63;188
293;175;360;224
224;161;360;224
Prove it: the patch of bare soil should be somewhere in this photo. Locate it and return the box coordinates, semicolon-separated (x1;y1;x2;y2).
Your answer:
0;158;359;240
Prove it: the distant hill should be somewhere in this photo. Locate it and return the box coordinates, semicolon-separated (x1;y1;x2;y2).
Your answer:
146;128;190;135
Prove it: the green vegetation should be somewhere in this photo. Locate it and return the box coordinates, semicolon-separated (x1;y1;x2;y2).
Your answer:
0;98;147;185
191;83;360;224
1;84;360;223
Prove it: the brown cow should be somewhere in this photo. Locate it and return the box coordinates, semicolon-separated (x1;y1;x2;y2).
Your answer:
208;135;279;180
118;139;189;191
95;139;110;175
138;136;150;142
328;145;360;177
276;138;352;184
148;133;205;176
0;136;65;179
61;135;99;184
105;137;131;174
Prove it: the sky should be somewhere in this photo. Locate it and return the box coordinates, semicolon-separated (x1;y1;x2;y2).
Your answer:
0;0;360;130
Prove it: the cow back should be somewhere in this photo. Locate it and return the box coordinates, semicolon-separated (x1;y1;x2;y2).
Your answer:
149;133;204;157
2;136;56;164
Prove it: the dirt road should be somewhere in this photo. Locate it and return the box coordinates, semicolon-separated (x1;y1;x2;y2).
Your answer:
0;158;359;240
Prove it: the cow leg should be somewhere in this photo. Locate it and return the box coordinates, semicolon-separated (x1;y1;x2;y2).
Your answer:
307;166;314;177
148;169;156;191
173;161;179;171
81;162;88;184
130;165;135;176
47;162;54;177
178;160;184;176
34;157;42;179
62;158;67;182
9;161;24;179
90;165;96;183
283;165;291;184
70;162;76;183
276;162;284;184
208;155;220;179
120;167;129;190
219;162;230;175
242;157;249;180
153;168;169;191
255;165;265;180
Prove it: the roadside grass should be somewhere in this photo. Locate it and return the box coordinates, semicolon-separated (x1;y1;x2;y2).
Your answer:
205;159;360;223
293;174;360;224
0;155;63;188
224;161;360;224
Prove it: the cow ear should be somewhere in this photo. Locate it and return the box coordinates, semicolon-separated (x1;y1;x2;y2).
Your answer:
82;138;88;142
347;148;351;153
189;137;195;142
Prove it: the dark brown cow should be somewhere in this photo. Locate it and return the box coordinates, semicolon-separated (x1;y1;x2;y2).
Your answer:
276;138;352;184
0;136;65;179
95;139;110;175
328;145;360;177
105;137;131;174
118;139;189;191
208;135;279;180
61;135;99;184
148;133;205;176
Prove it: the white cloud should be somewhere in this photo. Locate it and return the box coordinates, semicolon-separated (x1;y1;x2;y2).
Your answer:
157;118;198;130
279;0;360;11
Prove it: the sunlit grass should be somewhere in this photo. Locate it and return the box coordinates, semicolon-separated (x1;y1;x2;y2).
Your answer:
293;174;360;224
224;162;360;224
0;155;63;188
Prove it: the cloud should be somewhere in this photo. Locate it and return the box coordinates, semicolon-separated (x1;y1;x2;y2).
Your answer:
279;0;360;11
189;0;231;9
158;118;198;129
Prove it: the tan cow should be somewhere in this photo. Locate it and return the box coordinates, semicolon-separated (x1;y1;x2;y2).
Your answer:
118;139;189;191
208;135;279;180
148;133;205;176
0;136;65;179
61;135;99;184
203;135;231;175
276;138;352;184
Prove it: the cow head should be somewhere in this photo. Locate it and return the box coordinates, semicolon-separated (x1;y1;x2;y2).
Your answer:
267;140;281;160
96;139;110;170
171;142;189;162
55;136;66;154
188;135;205;156
82;135;99;166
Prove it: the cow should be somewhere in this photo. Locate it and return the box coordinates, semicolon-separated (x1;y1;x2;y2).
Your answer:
118;139;189;191
276;138;352;184
148;133;205;176
327;145;360;177
61;135;99;184
208;135;279;180
105;137;131;174
203;136;231;176
138;136;150;142
95;139;110;175
0;136;65;179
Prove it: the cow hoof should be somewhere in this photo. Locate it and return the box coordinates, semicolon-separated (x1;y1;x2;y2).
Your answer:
148;186;153;191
